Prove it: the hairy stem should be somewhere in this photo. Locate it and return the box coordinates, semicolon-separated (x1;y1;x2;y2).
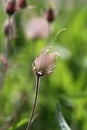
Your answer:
26;76;40;130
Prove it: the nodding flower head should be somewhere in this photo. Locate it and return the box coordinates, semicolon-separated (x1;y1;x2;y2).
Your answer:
33;46;58;77
16;0;27;9
6;0;16;16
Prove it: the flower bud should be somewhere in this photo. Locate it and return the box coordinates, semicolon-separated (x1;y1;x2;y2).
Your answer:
0;55;8;65
16;0;27;9
3;18;16;41
33;47;58;77
46;7;56;23
6;0;16;16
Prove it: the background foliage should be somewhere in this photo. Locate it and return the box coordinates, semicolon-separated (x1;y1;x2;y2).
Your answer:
0;0;87;130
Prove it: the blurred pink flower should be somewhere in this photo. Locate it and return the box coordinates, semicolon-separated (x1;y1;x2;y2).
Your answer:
25;17;50;39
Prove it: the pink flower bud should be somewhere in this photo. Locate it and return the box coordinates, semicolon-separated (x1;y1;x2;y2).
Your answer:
16;0;27;9
45;7;56;23
6;0;16;16
3;18;16;41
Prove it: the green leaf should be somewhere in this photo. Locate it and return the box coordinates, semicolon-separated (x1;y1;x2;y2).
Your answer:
56;103;71;130
9;118;28;130
16;118;28;128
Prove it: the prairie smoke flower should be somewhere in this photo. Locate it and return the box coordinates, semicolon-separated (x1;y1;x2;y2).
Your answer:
33;47;57;77
25;17;50;39
6;0;16;16
27;47;57;130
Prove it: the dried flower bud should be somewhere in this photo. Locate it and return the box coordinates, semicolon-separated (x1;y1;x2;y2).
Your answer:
3;18;16;40
33;47;57;77
16;0;27;9
6;0;16;16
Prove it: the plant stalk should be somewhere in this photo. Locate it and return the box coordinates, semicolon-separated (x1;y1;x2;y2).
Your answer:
26;75;40;130
0;16;11;90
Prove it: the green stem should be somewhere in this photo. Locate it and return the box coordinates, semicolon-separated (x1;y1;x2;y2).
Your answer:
26;76;40;130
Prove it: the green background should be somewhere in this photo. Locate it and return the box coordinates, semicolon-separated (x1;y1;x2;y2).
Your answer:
0;0;87;130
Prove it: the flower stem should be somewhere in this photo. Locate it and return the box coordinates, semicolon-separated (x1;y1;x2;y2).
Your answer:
0;16;11;90
26;75;40;130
